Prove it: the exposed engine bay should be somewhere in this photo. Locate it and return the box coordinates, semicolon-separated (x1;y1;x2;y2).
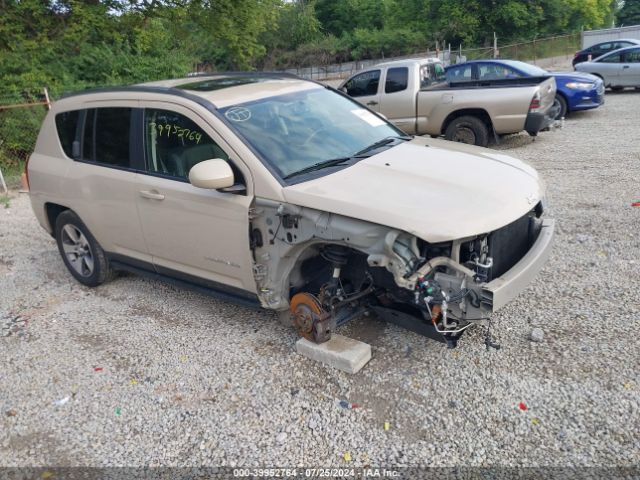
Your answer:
249;198;546;348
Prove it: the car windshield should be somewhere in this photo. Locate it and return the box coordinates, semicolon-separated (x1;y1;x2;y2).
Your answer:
218;87;405;180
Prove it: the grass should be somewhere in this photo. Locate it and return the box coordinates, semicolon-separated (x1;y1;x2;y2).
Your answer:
0;194;10;209
0;159;25;190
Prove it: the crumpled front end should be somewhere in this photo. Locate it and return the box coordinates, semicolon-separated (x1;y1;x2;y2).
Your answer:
250;197;554;348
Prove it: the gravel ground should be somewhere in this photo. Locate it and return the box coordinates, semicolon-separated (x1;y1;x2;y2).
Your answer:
1;88;639;470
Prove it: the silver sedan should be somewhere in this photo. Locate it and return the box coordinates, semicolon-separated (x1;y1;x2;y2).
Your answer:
575;45;640;90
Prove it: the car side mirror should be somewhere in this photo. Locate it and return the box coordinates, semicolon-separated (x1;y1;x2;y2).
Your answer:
189;159;235;190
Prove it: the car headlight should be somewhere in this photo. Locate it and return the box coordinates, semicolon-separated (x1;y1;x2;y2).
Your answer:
566;82;595;89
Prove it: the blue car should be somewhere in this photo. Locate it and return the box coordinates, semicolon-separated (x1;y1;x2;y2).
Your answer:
445;60;605;119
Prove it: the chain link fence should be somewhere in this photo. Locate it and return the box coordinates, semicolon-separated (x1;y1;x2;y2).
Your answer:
285;32;581;81
497;33;580;63
0;89;51;191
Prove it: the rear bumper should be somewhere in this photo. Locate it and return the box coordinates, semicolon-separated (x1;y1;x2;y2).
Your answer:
525;104;560;135
480;218;555;312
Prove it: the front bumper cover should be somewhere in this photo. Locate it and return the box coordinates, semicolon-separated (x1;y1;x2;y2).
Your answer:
480;218;555;311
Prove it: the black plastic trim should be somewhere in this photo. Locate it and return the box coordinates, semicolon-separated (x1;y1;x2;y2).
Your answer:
107;253;262;310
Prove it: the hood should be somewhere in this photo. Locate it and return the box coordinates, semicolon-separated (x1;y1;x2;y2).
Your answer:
283;137;544;243
551;71;601;83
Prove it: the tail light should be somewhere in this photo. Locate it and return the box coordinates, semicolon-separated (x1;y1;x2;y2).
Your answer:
529;92;541;112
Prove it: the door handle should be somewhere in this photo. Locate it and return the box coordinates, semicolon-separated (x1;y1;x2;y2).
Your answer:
366;101;379;106
623;65;630;69
139;190;165;200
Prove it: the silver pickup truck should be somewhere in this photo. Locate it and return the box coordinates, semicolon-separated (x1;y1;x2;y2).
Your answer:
339;58;559;146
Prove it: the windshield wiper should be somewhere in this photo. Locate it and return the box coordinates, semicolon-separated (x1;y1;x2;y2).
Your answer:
352;135;412;157
283;136;411;180
283;157;352;180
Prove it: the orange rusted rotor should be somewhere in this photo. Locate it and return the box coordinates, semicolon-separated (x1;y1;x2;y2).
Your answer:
290;292;323;341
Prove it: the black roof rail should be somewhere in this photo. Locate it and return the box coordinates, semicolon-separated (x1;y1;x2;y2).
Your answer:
59;71;303;100
184;71;300;79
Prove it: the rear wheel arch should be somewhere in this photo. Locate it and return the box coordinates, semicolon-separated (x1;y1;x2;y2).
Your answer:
442;109;493;135
45;203;70;236
554;92;569;119
442;110;492;147
53;209;114;287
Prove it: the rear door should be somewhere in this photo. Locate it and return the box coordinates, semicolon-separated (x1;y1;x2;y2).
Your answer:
134;102;257;294
342;69;382;111
63;105;150;263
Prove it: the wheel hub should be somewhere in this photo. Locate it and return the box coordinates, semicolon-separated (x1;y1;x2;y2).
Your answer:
289;292;333;343
454;127;476;144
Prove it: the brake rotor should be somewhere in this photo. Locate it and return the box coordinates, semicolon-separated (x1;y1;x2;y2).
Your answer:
289;293;324;342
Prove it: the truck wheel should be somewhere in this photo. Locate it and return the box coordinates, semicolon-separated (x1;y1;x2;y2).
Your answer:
55;210;114;287
554;94;568;119
444;116;489;147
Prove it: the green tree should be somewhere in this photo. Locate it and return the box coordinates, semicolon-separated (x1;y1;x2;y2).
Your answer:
618;0;640;24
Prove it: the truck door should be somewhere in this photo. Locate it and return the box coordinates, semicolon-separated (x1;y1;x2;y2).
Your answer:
343;69;382;112
378;66;416;133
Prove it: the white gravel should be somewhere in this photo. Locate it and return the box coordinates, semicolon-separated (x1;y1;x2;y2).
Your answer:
1;89;639;469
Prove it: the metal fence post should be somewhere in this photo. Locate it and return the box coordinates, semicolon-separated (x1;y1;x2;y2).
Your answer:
44;87;51;110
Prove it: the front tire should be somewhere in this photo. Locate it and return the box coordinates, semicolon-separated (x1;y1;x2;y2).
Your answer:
55;210;113;287
554;94;568;119
444;116;489;147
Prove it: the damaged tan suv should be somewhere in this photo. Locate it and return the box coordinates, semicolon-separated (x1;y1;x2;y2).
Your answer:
28;73;554;348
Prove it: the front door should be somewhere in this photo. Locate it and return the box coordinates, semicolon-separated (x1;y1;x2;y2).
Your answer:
597;51;625;86
134;104;256;294
621;48;640;86
343;69;382;112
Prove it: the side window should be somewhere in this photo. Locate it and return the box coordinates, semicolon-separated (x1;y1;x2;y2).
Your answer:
599;53;622;63
599;42;613;52
344;70;381;97
54;110;80;158
143;109;229;180
446;65;473;83
385;67;408;93
625;49;640;63
81;108;131;168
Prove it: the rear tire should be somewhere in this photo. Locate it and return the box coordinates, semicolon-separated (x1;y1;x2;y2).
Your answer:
55;210;113;287
554;94;568;119
444;116;489;147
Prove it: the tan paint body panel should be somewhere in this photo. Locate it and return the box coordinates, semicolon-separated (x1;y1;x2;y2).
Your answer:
339;58;557;136
28;74;554;322
283;136;543;243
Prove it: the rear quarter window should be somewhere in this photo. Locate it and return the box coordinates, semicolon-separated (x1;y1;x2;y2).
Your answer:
54;110;80;158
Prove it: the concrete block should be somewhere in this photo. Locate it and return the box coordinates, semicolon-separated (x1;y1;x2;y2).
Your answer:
295;334;372;374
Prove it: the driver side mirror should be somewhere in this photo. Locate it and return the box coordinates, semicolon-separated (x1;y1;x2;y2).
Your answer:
189;159;235;190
